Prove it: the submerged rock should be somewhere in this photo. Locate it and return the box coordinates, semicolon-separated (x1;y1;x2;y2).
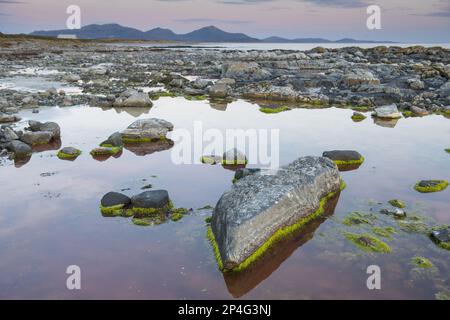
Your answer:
210;156;343;271
414;180;448;193
121;118;173;143
372;104;402;119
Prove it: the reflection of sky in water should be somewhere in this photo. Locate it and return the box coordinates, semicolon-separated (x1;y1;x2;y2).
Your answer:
0;98;449;299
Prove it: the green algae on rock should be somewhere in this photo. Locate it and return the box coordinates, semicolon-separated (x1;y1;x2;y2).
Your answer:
259;106;290;114
430;226;450;250
57;147;81;160
388;199;406;208
414;180;449;193
351;112;367;122
344;233;391;253
411;256;433;268
90;146;122;156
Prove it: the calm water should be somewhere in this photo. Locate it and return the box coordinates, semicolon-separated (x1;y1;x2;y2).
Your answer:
0;96;449;299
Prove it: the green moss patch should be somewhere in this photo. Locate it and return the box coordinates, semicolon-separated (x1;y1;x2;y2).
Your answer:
414;180;448;193
221;159;248;166
100;204;126;217
445;149;450;154
388;199;406;208
132;218;151;226
342;212;373;226
208;181;346;272
402;111;413;118
122;136;167;144
351;114;366;121
204;216;212;224
259;106;290;114
345;233;391;253
372;227;396;238
411;256;433;268
171;208;188;222
150;91;176;100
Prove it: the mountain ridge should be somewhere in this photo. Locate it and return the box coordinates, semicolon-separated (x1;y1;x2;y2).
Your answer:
30;23;395;43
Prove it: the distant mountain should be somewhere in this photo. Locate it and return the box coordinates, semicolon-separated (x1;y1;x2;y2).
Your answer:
30;23;394;43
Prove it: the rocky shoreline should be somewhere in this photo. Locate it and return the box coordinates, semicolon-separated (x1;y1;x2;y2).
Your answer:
0;37;449;116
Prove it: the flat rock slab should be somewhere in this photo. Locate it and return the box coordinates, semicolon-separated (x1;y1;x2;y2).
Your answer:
211;156;342;271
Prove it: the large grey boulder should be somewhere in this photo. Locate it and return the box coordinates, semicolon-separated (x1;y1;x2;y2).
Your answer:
6;140;32;158
372;104;402;119
100;132;123;147
208;83;229;98
21;131;53;145
211;156;342;270
121;118;173;142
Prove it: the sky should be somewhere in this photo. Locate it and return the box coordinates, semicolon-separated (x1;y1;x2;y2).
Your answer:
0;0;449;42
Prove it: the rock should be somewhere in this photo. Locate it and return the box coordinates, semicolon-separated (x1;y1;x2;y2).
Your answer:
414;180;448;193
57;147;81;160
388;199;406;208
20;131;54;145
234;168;261;182
100;132;123;147
28;120;61;138
114;92;153;108
351;112;366;121
343;70;380;87
64;74;81;82
430;227;450;247
410;106;429;116
372;104;402;119
0;113;18;123
322;150;364;165
210;156;342;270
408;79;425;90
121;118;173;143
101;192;131;208
6;140;32;158
222;62;271;81
201;155;222;165
3;127;18;141
131;190;170;209
380;208;406;218
208;83;229;98
90;146;122;156
192;78;211;89
222;148;247;165
216;78;236;86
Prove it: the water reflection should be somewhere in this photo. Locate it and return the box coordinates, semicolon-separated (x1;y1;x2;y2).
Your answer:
373;117;400;128
222;191;341;298
124;139;174;156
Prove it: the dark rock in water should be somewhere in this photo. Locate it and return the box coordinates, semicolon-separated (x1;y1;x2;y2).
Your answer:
101;192;131;208
210;156;343;271
322;150;364;171
380;208;406;218
131;190;170;209
431;227;450;242
322;150;363;163
101;132;123;147
6;140;32;158
234;168;261;182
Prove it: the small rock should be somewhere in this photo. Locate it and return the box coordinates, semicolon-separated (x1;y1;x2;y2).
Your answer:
101;132;123;147
131;190;170;209
101;192;131;208
222;148;247;165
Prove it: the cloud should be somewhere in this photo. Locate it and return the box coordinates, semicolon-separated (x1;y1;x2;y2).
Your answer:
175;18;251;24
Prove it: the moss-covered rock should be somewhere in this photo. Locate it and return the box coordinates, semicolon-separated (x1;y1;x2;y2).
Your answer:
351;112;367;122
445;148;450;154
414;180;448;193
411;256;433;268
388;199;406;208
57;147;81;160
90;146;122;156
344;233;391;253
430;226;450;250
